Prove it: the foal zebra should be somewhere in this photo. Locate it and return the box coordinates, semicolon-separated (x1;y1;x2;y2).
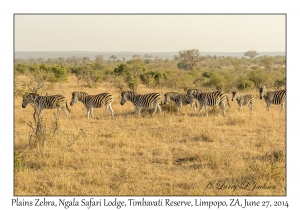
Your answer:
187;90;230;116
258;86;286;113
70;91;114;119
120;91;162;116
232;91;254;112
164;92;197;114
22;93;70;122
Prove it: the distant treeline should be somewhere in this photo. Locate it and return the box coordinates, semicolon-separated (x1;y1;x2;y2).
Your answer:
15;51;285;60
14;49;286;93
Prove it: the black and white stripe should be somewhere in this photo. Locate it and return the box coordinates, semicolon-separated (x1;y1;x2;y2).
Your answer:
187;90;230;116
258;86;286;113
120;91;162;116
164;92;197;114
22;93;70;121
232;91;254;112
70;91;114;119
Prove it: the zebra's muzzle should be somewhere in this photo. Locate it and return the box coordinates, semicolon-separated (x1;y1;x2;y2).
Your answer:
22;105;25;108
120;102;124;105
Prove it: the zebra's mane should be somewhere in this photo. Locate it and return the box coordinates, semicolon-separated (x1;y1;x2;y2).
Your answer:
164;92;179;98
121;91;137;97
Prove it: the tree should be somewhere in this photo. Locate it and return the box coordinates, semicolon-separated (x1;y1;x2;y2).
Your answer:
143;54;152;64
95;55;104;63
244;50;259;59
261;56;274;70
177;49;205;70
132;54;141;59
113;59;146;91
110;55;118;63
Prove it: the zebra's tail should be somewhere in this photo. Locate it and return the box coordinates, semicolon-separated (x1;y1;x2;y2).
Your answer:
226;95;230;108
66;101;71;112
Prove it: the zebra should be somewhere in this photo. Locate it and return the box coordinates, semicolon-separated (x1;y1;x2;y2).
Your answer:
231;91;254;112
70;91;114;119
120;91;162;116
164;92;197;114
258;86;286;113
187;90;230;116
22;92;70;122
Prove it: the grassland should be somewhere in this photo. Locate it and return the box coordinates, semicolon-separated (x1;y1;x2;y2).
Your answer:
14;76;286;196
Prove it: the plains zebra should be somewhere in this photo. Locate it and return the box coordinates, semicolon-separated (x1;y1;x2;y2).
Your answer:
70;91;114;119
232;91;254;112
164;92;197;114
120;91;162;116
258;86;286;113
22;93;70;121
187;90;230;116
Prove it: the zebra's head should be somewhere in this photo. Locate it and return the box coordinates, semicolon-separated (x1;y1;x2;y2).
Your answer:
22;93;38;108
70;92;78;106
120;91;130;105
164;92;178;105
259;86;266;100
70;91;87;106
186;89;195;104
232;91;237;101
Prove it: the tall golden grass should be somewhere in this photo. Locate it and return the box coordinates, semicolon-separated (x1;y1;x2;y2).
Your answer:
14;76;286;196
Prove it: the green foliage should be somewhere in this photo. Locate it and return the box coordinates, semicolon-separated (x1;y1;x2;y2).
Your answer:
202;72;214;78
50;66;68;82
244;50;259;58
14;63;28;74
14;52;286;91
237;80;255;90
114;60;146;91
248;70;270;87
260;56;274;70
274;79;285;89
177;49;205;70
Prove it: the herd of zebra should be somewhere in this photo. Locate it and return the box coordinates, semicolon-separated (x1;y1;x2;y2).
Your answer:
21;87;286;121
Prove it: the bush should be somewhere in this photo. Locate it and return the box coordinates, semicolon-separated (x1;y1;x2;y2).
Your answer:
237;80;255;90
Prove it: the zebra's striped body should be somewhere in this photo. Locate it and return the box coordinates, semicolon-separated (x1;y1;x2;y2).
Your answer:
164;92;197;114
70;91;114;119
187;90;230;116
232;91;254;112
22;93;70;121
120;91;162;116
259;87;286;113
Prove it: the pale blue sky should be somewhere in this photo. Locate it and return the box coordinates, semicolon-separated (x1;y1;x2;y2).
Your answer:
14;14;286;52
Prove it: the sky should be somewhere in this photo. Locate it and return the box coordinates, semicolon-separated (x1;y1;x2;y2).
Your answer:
14;14;286;52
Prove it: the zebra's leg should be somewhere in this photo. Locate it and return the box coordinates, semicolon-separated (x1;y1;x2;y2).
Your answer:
152;102;158;116
62;106;69;118
108;104;114;118
178;101;183;114
249;103;253;112
204;105;209;117
157;103;162;115
197;104;203;116
239;105;243;113
86;107;90;119
137;106;143;115
56;107;61;120
191;101;196;113
280;102;284;114
90;107;97;119
219;103;226;116
266;102;271;112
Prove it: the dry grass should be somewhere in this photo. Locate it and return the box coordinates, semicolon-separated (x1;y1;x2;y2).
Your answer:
14;76;286;196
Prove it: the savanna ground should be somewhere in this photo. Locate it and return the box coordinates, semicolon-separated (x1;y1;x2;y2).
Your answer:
14;75;286;196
